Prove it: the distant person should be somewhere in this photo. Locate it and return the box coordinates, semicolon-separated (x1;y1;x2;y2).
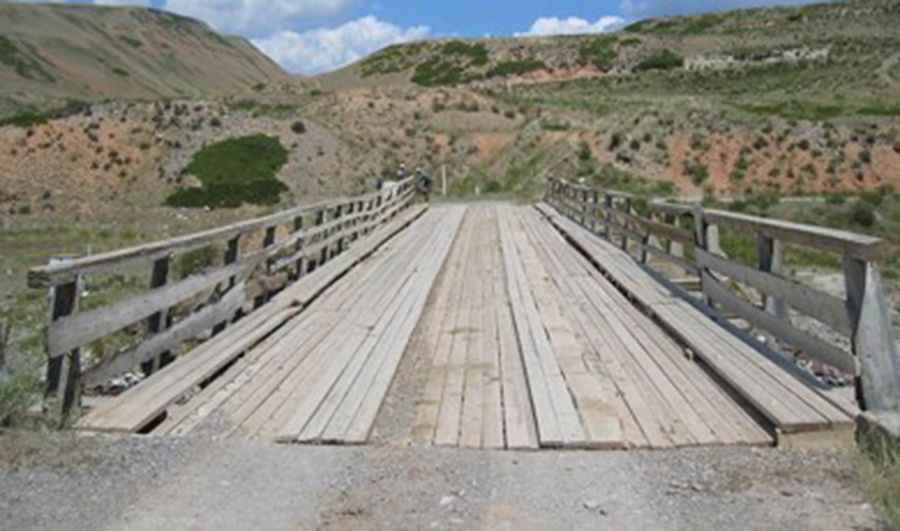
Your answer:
416;167;433;202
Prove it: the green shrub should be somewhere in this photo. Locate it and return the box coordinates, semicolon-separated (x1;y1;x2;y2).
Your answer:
0;36;54;82
112;67;129;77
487;59;546;78
851;201;876;228
120;36;143;49
165;134;289;208
578;36;618;70
634;50;684;72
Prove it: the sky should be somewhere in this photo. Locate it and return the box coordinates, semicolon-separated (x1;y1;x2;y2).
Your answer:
7;0;827;74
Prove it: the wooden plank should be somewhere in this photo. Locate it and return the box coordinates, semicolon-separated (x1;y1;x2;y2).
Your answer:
412;209;478;444
77;305;301;433
520;211;688;448
697;248;852;336
338;211;465;444
499;207;587;448
298;211;462;443
459;209;490;448
701;271;856;374
253;212;445;440
28;177;416;288
434;214;480;447
480;209;505;450
497;209;565;447
49;256;262;358
702;208;886;261
82;284;247;388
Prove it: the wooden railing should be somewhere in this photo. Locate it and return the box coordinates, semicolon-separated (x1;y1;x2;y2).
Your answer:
547;177;900;415
29;178;416;418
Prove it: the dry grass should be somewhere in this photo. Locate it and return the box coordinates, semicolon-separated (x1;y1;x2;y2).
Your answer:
857;427;900;530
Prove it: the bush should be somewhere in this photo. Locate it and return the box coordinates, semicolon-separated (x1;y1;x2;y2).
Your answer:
291;121;307;134
486;59;546;78
578;36;618;69
851;202;876;228
165;134;289;208
634;50;684;72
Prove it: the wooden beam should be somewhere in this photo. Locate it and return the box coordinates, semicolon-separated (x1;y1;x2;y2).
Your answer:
844;257;900;412
697;248;852;336
702;271;856;374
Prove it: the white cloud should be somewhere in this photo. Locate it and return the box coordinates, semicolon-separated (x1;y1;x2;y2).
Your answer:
620;0;823;17
516;15;625;37
163;0;355;36
252;15;429;74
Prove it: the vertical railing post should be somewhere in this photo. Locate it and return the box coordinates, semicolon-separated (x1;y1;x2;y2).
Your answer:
693;206;712;306
142;256;172;375
293;214;305;281
603;193;613;240
590;190;599;233
319;207;330;266
620;197;632;252
213;235;240;335
46;259;81;424
844;257;900;412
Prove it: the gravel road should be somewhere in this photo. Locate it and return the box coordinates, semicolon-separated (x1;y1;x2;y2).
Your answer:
0;434;881;530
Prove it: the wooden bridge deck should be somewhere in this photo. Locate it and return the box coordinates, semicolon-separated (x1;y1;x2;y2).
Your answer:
78;203;856;449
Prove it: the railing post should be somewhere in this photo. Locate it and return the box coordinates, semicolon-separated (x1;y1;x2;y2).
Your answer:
142;256;173;375
758;236;788;314
667;214;684;258
293;214;305;280
46;259;81;424
620;198;632;252
319;207;330;266
844;257;900;413
213;235;240;335
590;190;599;233
693;206;712;306
603;193;613;240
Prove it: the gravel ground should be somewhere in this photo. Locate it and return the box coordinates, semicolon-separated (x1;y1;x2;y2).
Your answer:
0;433;882;530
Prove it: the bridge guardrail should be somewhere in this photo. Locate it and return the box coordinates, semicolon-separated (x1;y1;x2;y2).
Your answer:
29;177;416;419
547;177;899;416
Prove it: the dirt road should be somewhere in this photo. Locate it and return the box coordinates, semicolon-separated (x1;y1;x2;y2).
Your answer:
0;434;880;530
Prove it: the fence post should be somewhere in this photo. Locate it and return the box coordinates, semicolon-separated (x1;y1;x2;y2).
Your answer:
844;257;900;413
142;256;172;375
293;214;305;281
692;206;712;306
620;198;632;252
757;234;790;319
603;193;613;240
46;258;81;424
590;190;599;233
213;235;240;335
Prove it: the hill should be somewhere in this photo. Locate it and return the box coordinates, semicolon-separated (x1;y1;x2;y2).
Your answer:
0;3;290;112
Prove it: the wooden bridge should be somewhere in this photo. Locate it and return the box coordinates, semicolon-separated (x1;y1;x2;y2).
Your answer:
29;178;900;448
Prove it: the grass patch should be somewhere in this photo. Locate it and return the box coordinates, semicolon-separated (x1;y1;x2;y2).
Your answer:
578;36;619;70
119;36;143;49
735;100;845;121
0;36;55;82
857;428;900;529
0;100;90;129
590;163;676;197
634;50;684;72
165;134;289;208
487;59;546;78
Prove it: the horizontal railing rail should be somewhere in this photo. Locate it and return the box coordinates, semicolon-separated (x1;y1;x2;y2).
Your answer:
546;177;899;415
32;177;416;419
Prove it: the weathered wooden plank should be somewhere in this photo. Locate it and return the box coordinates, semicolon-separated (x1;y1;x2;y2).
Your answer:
702;271;856;374
844;257;900;412
28;178;416;288
702;208;885;261
697;248;852;336
81;285;247;388
48;256;262;358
